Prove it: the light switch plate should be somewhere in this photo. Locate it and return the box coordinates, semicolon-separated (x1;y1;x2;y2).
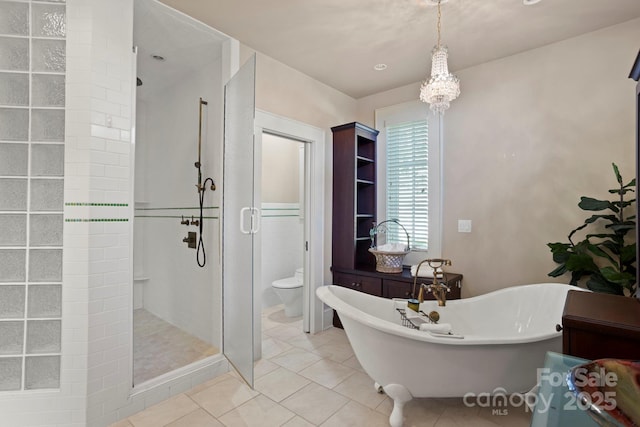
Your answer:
458;219;472;233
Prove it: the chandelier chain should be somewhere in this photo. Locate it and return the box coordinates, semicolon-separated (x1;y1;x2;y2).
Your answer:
437;0;442;48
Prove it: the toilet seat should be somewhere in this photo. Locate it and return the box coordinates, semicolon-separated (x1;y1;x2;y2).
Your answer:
272;277;302;289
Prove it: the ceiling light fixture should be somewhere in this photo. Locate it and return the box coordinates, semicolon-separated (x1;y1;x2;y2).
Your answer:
374;63;388;71
419;0;460;114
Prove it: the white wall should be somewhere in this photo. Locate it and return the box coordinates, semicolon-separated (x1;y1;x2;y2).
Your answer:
262;134;300;203
134;56;223;346
357;19;640;297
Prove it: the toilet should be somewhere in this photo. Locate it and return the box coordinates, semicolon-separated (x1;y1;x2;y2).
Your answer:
271;267;303;317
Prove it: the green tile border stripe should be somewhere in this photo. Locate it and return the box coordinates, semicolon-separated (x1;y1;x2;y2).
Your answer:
65;218;129;222
134;215;219;219
134;206;219;211
65;203;129;207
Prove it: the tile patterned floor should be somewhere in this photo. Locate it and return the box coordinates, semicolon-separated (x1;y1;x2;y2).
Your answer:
133;309;219;385
116;306;532;426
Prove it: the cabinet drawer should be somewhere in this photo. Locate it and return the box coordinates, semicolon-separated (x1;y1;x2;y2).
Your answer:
333;272;382;296
383;277;462;300
383;279;414;299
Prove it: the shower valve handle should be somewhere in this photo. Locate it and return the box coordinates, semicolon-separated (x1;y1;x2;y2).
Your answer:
180;216;190;226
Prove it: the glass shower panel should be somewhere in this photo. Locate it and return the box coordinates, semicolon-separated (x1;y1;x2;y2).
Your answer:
223;55;256;387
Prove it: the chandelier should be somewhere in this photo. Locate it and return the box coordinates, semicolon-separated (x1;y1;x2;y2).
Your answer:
419;0;460;114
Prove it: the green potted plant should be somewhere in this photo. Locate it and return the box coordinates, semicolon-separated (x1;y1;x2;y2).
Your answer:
548;163;637;296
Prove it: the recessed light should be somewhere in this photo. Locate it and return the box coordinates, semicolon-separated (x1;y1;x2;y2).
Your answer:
151;54;165;61
374;63;388;71
523;0;541;5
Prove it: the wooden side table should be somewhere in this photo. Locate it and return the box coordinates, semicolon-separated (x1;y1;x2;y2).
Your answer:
562;290;640;360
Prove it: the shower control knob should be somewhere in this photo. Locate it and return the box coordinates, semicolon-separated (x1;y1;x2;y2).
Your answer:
182;232;197;249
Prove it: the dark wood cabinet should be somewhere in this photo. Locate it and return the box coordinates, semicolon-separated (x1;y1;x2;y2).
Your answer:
331;122;378;270
562;290;640;360
332;271;383;296
332;266;462;300
331;266;462;327
330;121;463;328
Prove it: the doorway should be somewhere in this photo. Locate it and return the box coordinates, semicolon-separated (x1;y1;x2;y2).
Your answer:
251;111;326;363
259;133;306;339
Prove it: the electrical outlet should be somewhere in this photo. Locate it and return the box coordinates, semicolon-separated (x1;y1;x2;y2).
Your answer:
458;220;472;233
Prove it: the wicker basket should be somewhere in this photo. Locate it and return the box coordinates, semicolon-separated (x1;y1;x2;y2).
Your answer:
368;247;410;273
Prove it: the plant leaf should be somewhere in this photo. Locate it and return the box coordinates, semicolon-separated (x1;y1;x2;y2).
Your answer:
621;244;636;264
548;264;567;277
578;197;614;212
586;276;624;295
612;163;623;185
565;253;599;273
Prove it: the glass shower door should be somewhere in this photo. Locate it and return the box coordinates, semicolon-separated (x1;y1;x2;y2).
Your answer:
222;55;256;386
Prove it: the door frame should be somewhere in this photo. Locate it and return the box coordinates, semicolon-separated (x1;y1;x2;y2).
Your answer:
253;110;325;356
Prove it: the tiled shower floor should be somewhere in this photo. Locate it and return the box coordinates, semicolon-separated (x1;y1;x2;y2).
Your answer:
133;309;219;385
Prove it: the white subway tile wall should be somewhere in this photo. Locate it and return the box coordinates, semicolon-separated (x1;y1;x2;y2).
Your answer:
0;0;65;394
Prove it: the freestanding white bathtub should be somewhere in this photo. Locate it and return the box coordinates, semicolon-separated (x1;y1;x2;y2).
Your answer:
316;283;585;427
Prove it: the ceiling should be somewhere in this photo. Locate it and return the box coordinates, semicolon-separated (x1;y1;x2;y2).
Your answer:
155;0;640;99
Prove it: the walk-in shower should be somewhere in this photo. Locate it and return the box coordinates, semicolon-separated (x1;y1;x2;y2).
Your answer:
132;0;226;386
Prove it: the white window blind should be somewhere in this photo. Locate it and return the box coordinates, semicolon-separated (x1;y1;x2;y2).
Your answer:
386;120;429;250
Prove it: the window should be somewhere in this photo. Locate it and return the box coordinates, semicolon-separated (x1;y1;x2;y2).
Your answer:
386;120;429;249
375;101;442;261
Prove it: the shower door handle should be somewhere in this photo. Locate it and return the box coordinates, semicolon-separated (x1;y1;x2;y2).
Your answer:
240;207;252;234
240;207;261;234
251;208;260;234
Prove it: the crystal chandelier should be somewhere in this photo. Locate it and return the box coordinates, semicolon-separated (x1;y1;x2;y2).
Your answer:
419;0;460;114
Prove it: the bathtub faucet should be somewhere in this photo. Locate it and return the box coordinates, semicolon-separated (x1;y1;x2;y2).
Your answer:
424;282;450;307
413;258;452;306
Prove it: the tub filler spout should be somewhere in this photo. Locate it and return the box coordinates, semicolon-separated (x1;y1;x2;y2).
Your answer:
425;282;450;307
